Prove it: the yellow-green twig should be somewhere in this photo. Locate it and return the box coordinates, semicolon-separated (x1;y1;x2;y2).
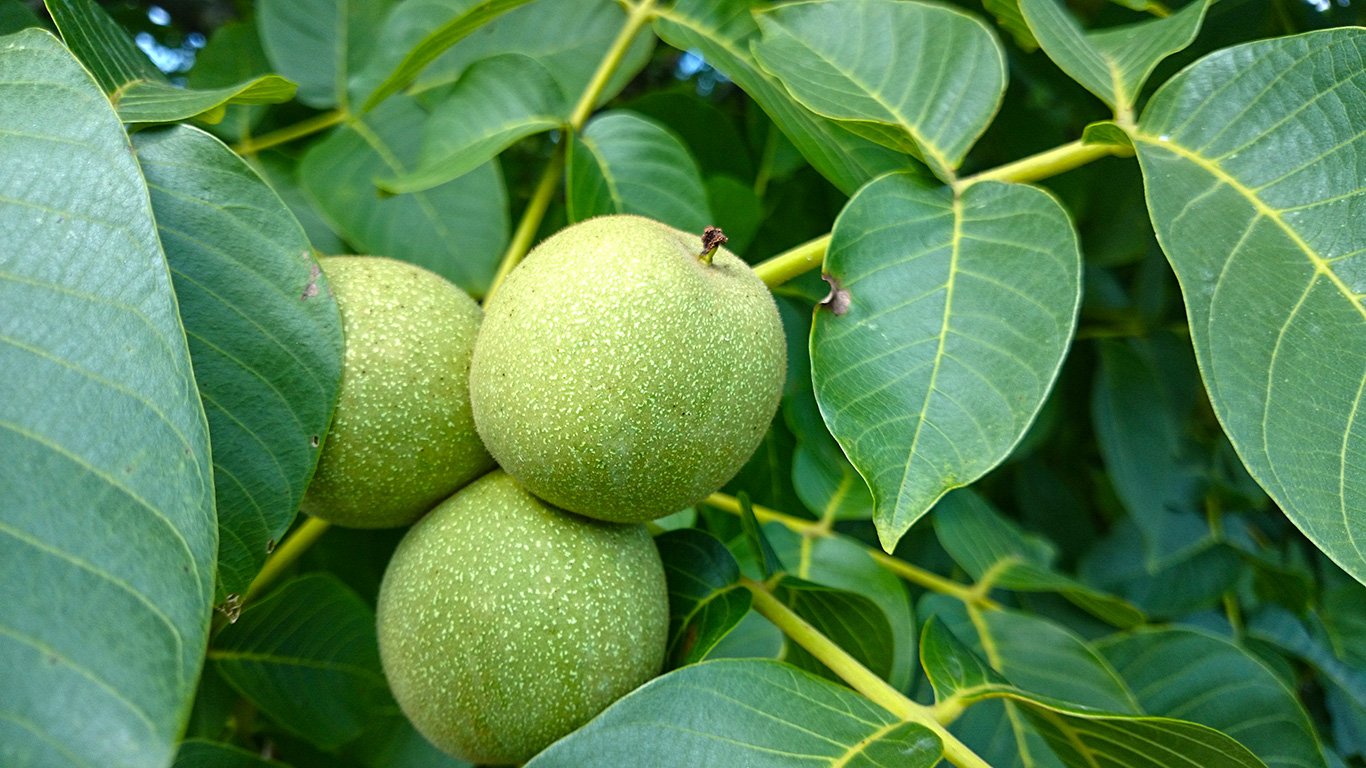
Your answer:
959;139;1123;187
745;578;993;768
242;516;332;605
753;234;831;287
482;0;658;301
232;109;347;156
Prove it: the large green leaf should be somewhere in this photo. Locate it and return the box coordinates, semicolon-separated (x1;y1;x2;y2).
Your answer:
211;573;392;750
921;619;1270;768
379;53;567;194
655;528;751;669
374;0;652;108
298;95;508;295
1133;28;1366;584
654;0;916;194
115;77;298;126
1248;607;1366;715
45;0;165;92
933;490;1143;627
361;0;538;111
133;125;344;598
0;29;215;768
1100;628;1328;768
811;173;1081;551
1019;0;1210;116
567;110;712;235
526;659;943;766
751;0;1006;182
767;525;917;690
257;0;394;109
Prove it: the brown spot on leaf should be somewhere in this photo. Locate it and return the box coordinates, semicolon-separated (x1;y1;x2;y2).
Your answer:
819;274;851;316
301;262;321;300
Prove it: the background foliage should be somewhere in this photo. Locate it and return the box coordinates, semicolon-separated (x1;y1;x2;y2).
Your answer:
6;0;1366;766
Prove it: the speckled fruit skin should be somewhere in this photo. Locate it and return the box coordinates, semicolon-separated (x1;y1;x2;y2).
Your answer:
376;470;668;764
469;214;786;523
300;256;494;528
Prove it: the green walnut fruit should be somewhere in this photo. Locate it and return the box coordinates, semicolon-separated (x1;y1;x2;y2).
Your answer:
301;256;494;527
470;215;786;523
377;470;668;764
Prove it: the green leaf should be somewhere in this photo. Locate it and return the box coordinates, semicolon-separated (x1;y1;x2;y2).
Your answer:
115;76;298;126
526;659;943;766
567;110;712;235
656;528;751;669
250;154;347;255
767;525;917;690
45;0;165;92
1018;0;1211;114
378;53;566;195
187;22;274;143
921;619;1270;768
1133;28;1366;584
922;597;1139;714
933;490;1143;627
751;0;1006;182
173;739;293;767
132;125;344;598
704;175;763;256
376;0;652;109
774;575;896;684
982;0;1038;51
298;95;509;295
0;0;41;34
1080;520;1242;620
811;173;1082;551
737;491;784;579
361;0;537;111
653;0;916;194
0;28;215;768
1092;339;1210;565
1248;607;1366;714
345;715;474;768
1100;628;1328;768
257;0;394;109
211;573;391;751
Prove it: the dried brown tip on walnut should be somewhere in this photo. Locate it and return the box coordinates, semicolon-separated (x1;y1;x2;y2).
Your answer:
698;226;728;265
819;274;851;316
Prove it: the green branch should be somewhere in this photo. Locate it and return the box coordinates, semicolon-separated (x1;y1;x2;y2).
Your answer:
744;578;993;768
702;493;997;608
232;109;347;155
482;0;658;302
242;516;332;604
753;234;831;287
959;140;1124;187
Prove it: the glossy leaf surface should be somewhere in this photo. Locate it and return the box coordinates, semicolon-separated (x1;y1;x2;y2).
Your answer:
752;0;1006;181
527;659;943;766
653;0;915;194
1134;28;1366;584
812;174;1081;550
567;110;712;234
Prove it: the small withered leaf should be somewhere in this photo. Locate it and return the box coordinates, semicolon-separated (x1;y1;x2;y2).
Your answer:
819;273;851;316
